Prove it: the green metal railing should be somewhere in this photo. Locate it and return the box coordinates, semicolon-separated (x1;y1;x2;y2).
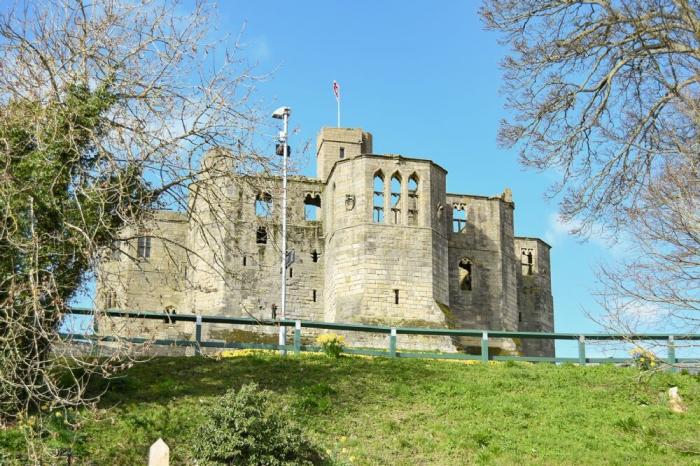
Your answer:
62;308;700;367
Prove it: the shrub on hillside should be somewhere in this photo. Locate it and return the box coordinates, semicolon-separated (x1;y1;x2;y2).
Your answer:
630;347;660;371
316;334;345;358
191;383;322;465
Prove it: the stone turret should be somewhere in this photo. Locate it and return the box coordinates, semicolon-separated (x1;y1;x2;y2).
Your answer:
316;128;372;181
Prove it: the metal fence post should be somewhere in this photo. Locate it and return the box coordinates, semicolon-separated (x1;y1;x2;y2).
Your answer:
578;335;586;366
294;320;302;356
389;327;397;357
667;335;677;372
481;331;489;364
194;314;202;356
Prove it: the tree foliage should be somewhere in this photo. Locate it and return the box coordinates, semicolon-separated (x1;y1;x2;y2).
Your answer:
0;0;271;422
480;0;699;331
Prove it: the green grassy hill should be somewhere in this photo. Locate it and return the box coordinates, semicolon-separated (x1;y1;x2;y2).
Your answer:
2;353;700;465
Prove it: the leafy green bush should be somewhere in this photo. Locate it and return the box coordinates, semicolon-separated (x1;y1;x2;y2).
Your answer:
191;383;322;465
316;334;345;358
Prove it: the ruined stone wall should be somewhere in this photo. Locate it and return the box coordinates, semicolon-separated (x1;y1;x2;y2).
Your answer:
515;237;555;356
96;210;194;341
95;126;555;356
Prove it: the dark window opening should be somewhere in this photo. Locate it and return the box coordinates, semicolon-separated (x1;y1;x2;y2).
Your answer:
256;227;268;244
339;147;345;159
137;236;151;258
519;312;522;323
311;250;319;263
373;173;385;223
453;208;467;233
289;267;293;278
243;256;247;266
255;192;273;217
304;194;322;221
459;259;473;291
390;174;401;224
271;304;278;320
312;289;317;302
394;289;400;304
408;175;419;225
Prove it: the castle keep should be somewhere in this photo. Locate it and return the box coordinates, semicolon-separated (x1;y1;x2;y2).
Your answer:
98;127;555;356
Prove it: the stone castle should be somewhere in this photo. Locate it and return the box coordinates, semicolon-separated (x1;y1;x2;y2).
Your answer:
98;127;554;356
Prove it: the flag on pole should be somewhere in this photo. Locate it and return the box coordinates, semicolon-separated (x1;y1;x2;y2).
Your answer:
333;80;340;127
333;80;340;101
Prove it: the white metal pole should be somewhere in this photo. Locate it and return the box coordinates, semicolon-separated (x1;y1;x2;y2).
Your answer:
279;111;288;355
337;96;340;128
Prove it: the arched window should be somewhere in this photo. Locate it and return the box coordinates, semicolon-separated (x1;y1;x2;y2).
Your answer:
373;172;385;223
459;259;473;290
255;192;272;217
390;173;402;224
453;206;467;233
408;174;419;225
304;194;321;221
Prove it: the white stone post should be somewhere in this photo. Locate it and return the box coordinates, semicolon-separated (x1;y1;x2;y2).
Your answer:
148;438;169;466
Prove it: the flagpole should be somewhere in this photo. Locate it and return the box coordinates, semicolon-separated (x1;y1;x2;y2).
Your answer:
337;96;340;128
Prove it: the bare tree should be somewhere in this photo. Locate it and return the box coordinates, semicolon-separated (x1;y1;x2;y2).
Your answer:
480;0;699;333
0;0;277;439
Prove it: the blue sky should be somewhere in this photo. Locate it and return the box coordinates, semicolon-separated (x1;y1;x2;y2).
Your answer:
221;0;613;338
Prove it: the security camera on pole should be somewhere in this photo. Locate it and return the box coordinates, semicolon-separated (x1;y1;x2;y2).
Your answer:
272;106;291;355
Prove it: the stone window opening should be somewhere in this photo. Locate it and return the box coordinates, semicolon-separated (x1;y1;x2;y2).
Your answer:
408;174;419;225
137;236;152;258
453;207;467;233
339;147;345;159
255;192;273;217
111;240;121;260
312;289;317;302
289;267;293;278
459;259;473;291
373;172;385;223
304;194;321;221
521;248;534;275
243;256;247;266
256;227;268;244
519;312;522;323
390;173;402;224
394;289;400;304
311;250;319;263
106;291;117;309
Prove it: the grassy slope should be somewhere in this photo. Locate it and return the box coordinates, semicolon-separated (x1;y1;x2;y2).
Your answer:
2;354;700;465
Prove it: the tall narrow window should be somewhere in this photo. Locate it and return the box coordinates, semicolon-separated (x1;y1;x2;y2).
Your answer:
453;207;467;233
312;289;317;302
255;192;272;217
106;291;117;308
394;289;400;304
521;249;534;275
339;147;345;159
311;250;319;263
137;237;151;258
390;174;402;224
373;172;385;223
289;267;293;278
408;175;419;225
459;259;473;290
243;256;247;266
304;194;321;221
256;227;268;244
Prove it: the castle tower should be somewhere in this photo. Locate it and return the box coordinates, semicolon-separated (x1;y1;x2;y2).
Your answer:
316;128;372;181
